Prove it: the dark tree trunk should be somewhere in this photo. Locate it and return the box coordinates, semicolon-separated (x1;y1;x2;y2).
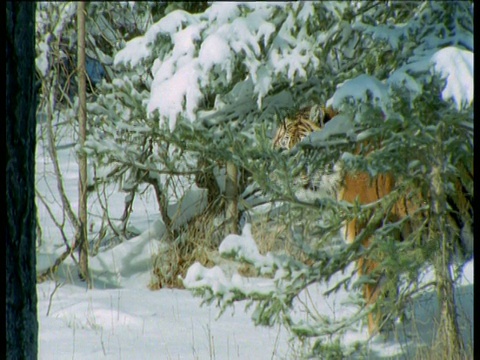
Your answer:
6;2;38;359
430;144;465;358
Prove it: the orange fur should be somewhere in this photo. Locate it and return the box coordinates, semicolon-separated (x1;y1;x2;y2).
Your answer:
340;172;405;335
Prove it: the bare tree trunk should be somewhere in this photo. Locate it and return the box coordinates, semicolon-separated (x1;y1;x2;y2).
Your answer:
433;246;465;359
195;157;221;205
77;1;91;288
225;159;239;235
6;3;38;358
430;132;464;358
149;177;175;241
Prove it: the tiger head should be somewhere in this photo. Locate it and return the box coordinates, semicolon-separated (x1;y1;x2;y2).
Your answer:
271;104;341;195
272;104;338;150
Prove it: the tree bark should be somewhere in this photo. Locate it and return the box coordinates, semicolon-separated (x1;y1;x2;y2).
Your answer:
430;129;465;358
225;159;239;235
6;2;38;359
77;1;91;287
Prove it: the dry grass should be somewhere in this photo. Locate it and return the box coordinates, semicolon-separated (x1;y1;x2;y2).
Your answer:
149;204;318;289
250;212;323;266
149;201;222;290
149;195;338;288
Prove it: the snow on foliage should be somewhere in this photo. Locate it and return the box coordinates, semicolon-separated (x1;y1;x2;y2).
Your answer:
35;2;77;77
35;2;473;357
326;46;473;115
219;224;275;269
327;74;391;113
113;1;473;134
36;119;474;358
183;263;232;295
184;223;278;294
114;9;196;68
431;47;474;110
114;2;326;131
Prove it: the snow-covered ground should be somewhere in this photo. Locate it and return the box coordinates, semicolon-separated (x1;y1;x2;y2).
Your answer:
37;282;291;359
36;258;473;359
36;120;473;359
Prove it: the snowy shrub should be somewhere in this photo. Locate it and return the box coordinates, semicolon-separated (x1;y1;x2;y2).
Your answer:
167;1;473;356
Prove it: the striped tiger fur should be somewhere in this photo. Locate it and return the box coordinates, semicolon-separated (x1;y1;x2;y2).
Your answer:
272;105;339;191
272;105;338;150
272;116;320;151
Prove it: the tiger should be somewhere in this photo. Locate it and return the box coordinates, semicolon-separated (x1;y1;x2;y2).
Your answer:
272;105;341;192
273;105;338;150
272;104;473;336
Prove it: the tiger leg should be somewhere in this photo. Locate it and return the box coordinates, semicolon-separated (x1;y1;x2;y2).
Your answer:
342;173;396;335
359;255;383;335
345;219;382;335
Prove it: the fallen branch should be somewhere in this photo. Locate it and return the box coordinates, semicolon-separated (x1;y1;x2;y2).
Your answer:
37;236;79;283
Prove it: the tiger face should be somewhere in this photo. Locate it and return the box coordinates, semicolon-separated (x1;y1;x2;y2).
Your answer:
272;105;342;198
273;105;339;150
272;116;320;151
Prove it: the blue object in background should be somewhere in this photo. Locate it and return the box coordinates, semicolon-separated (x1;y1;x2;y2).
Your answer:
86;56;106;86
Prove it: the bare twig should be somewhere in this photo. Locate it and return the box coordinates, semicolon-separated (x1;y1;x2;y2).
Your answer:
45;97;80;231
37;241;79;283
46;280;63;316
35;188;70;248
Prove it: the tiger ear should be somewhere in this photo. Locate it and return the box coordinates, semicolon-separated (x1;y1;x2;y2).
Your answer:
309;105;325;127
323;106;339;123
273;118;286;149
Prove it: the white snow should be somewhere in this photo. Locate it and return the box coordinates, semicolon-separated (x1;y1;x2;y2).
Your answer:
327;47;473;113
36;120;295;359
113;2;324;130
185;223;473;358
148;59;203;131
37;281;291;359
206;2;241;25
114;36;151;68
387;70;423;99
327;74;391;113
198;34;232;74
218;224;275;269
353;21;407;50
35;124;473;358
431;46;474;109
36;37;50;77
36;124;474;359
114;9;197;68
